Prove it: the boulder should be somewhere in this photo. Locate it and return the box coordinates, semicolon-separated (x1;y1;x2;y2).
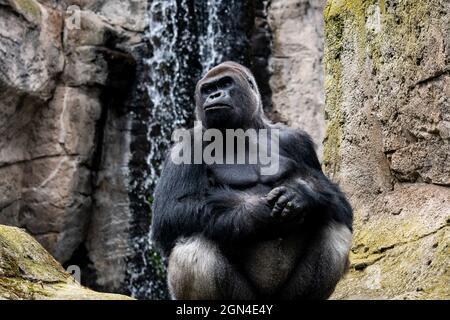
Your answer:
0;224;133;299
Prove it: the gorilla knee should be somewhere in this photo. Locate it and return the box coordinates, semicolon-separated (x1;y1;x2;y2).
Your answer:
279;221;352;300
168;236;224;299
325;221;352;277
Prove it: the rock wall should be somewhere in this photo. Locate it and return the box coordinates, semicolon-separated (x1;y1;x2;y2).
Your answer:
268;0;326;156
0;0;147;293
324;0;449;299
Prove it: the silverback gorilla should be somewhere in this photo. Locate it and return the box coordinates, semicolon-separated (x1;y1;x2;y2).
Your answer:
151;61;353;299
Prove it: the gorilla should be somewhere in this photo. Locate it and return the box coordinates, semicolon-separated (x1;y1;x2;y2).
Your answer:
151;61;353;300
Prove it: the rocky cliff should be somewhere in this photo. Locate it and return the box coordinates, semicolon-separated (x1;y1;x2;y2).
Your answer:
0;0;146;294
324;0;449;299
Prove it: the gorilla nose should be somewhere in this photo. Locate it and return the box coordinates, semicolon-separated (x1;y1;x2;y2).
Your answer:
208;90;224;101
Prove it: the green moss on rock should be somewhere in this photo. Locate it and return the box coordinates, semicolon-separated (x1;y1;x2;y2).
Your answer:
12;0;42;22
0;225;133;300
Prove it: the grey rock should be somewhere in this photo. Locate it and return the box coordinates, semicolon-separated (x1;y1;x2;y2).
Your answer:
268;0;326;157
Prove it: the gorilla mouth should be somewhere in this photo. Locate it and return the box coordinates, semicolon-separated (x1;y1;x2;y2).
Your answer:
204;103;232;111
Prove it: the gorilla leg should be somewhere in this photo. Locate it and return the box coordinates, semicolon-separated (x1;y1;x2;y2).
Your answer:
279;221;352;300
168;236;256;300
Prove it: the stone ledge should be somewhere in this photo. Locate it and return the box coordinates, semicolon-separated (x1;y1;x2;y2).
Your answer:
0;224;133;300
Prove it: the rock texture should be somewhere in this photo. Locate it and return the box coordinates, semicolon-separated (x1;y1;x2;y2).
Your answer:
324;0;449;299
0;224;132;299
268;0;326;157
0;0;146;293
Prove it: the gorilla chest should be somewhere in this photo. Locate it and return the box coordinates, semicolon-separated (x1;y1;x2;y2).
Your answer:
206;155;295;188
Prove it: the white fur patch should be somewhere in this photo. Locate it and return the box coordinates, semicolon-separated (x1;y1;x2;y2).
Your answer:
170;236;218;278
325;221;352;273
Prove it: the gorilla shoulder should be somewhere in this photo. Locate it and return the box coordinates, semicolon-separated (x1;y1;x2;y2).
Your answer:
272;123;321;171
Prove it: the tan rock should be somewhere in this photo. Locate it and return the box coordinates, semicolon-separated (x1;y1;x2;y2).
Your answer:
84;0;147;32
0;84;103;262
324;0;450;299
0;0;64;100
63;9;119;48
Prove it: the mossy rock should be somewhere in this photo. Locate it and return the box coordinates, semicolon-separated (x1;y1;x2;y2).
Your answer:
0;225;133;300
10;0;42;24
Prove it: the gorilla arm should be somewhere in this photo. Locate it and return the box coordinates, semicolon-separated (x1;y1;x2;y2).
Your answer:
266;128;353;230
151;156;274;257
256;128;353;299
151;158;207;257
203;186;274;245
152;156;260;299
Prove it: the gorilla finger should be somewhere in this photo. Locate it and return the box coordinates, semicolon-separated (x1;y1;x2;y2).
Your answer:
266;187;287;204
271;195;291;217
280;206;292;219
281;203;307;222
275;195;292;207
271;208;281;218
267;187;286;200
291;199;306;211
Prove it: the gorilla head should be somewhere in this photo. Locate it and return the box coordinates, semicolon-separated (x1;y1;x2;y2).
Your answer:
195;61;265;130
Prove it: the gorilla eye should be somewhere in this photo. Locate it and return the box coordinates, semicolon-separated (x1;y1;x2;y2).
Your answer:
201;85;215;95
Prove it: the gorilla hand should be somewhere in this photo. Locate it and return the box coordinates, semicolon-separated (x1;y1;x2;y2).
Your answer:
266;186;308;223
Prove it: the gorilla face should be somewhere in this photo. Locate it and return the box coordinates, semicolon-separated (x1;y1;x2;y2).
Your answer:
195;62;262;130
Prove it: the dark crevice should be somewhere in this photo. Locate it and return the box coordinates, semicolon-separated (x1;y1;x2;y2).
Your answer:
412;69;450;88
85;46;137;293
0;154;79;170
63;243;98;289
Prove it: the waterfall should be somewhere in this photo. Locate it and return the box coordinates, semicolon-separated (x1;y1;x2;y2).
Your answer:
126;0;252;299
197;0;249;73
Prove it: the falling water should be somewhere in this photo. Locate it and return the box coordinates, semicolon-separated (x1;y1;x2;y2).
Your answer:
144;0;197;190
126;0;252;299
196;0;249;73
